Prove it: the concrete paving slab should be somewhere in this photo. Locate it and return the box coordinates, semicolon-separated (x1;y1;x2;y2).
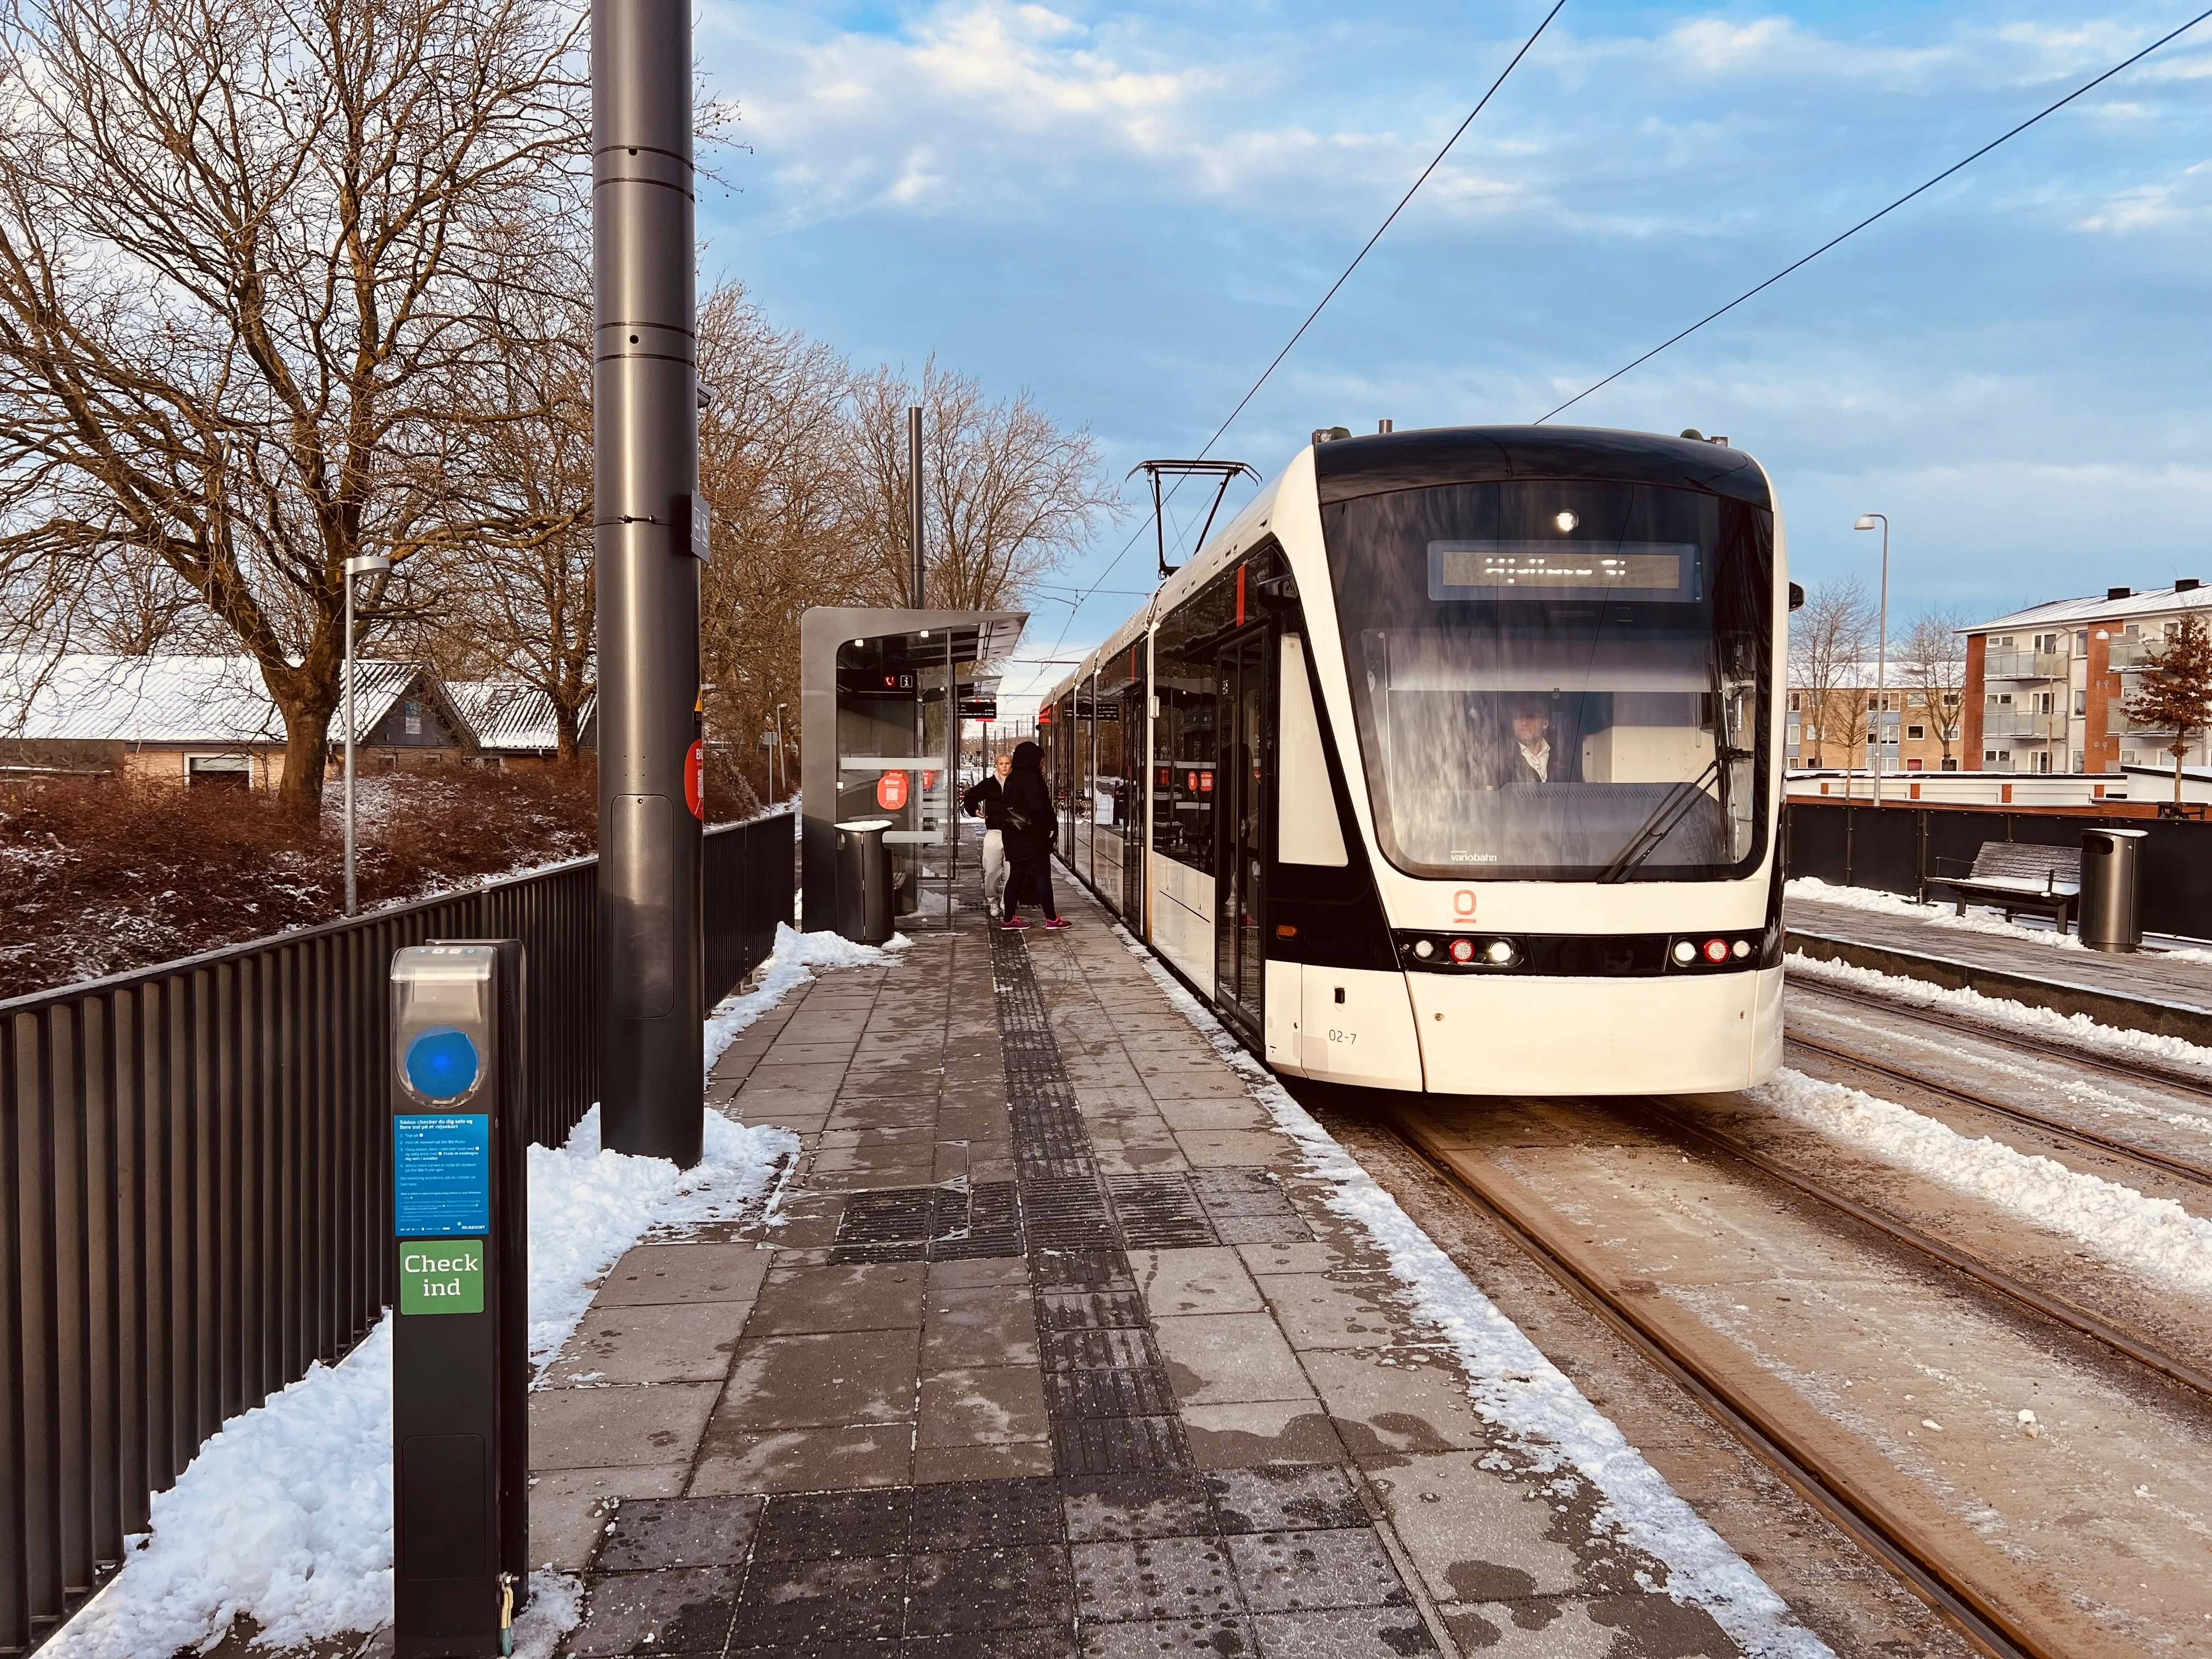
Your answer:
717;1329;921;1429
565;1562;739;1656
1255;1274;1409;1352
747;1262;927;1335
595;1493;763;1571
689;1425;915;1496
1129;1248;1265;1317
1079;1613;1256;1657
924;1283;1041;1370
552;1301;749;1385
1364;1451;1585;1603
530;1381;720;1470
529;1464;687;1572
1299;1349;1491;1463
1179;1403;1345;1469
1226;1527;1410;1612
1070;1535;1242;1623
914;1441;1058;1486
592;1242;770;1307
1151;1313;1314;1406
919;1365;1051;1447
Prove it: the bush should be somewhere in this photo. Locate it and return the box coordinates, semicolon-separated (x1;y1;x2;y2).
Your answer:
0;763;599;1000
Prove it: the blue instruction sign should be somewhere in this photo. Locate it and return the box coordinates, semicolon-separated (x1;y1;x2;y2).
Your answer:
394;1114;490;1237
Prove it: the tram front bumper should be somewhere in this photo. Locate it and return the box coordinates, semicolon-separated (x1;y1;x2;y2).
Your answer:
1407;966;1784;1096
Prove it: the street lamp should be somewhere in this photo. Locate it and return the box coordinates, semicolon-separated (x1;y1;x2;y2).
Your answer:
341;553;392;916
1854;514;1890;805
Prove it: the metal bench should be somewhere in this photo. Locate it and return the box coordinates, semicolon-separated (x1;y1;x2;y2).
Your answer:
1928;842;2081;930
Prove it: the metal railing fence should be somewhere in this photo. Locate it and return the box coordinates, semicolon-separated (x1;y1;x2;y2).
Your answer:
1784;800;2212;938
0;811;793;1651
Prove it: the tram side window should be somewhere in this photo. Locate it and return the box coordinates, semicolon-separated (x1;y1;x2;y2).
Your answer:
1153;584;1234;874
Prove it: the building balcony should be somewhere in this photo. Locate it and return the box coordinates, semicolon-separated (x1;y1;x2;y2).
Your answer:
2106;637;2157;670
1982;710;2066;740
1982;649;2070;680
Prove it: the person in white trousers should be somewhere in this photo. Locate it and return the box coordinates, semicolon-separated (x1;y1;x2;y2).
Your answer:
963;751;1014;919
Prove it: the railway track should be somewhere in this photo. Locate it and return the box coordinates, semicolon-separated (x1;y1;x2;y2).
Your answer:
1790;973;2212;1107
1386;1103;2054;1659
1781;1027;2212;1192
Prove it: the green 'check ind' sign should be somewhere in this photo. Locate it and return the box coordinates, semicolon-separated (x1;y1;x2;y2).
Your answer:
400;1238;485;1315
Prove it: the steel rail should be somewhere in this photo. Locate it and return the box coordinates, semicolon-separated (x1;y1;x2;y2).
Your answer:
1386;1107;2048;1659
1782;1030;2212;1190
1629;1098;2212;1403
1790;976;2212;1107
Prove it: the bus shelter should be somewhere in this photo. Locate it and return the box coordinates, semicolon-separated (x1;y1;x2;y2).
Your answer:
799;607;1028;933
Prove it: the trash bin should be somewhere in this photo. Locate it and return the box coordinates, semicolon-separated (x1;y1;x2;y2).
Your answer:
834;817;895;944
2079;827;2148;952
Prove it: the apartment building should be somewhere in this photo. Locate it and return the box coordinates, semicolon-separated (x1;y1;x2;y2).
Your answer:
1786;664;1965;772
1963;581;2211;773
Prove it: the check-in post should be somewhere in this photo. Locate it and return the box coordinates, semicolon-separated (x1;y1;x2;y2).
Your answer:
391;942;530;1656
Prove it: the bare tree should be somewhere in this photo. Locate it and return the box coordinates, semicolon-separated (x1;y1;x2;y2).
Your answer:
1788;577;1875;769
416;250;597;760
695;284;869;807
1894;607;1968;768
2125;612;2212;805
0;0;586;815
848;359;1121;611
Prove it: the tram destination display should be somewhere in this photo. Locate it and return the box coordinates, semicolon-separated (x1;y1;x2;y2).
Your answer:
1427;540;1700;602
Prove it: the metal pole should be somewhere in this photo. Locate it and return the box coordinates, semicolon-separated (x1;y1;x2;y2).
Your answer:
1875;518;1890;806
343;571;357;917
908;403;924;607
594;0;704;1166
775;702;787;804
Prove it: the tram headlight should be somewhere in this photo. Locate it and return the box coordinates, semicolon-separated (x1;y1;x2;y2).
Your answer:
1731;939;1751;959
1413;939;1435;960
1554;511;1578;532
1672;940;1696;964
1702;937;1730;964
1485;939;1514;965
1448;938;1477;964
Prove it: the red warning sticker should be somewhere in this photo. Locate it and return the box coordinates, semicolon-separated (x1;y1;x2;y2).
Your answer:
877;770;910;811
684;740;703;819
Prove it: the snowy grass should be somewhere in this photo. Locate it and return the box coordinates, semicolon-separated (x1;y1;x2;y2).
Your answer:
1103;923;1833;1659
1787;949;2212;1075
1787;877;2212;964
1751;1068;2212;1299
37;931;881;1659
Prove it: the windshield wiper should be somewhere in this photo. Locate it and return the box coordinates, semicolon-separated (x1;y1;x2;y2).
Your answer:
1596;756;1722;884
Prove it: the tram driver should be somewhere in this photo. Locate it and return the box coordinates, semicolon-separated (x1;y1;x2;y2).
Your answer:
1492;694;1578;787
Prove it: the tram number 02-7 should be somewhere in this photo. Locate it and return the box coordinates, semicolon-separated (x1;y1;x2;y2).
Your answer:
1327;1028;1357;1045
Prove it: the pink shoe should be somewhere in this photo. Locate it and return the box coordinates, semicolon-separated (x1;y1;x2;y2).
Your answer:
1041;916;1071;929
1001;916;1032;930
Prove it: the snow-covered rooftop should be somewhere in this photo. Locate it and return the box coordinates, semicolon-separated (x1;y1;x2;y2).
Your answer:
1968;583;2212;636
0;654;423;743
445;682;595;754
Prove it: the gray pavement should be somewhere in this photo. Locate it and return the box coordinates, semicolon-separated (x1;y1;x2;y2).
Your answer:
531;877;1753;1657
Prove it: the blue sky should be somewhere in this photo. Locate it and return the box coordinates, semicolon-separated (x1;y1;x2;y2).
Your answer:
694;1;2212;706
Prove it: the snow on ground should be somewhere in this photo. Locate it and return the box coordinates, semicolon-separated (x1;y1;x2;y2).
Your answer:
1753;1068;2212;1299
45;943;839;1659
1107;924;1833;1659
1787;949;2212;1075
1787;877;2212;964
704;921;908;1070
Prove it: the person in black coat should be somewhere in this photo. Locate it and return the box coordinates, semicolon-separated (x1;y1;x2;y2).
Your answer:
999;740;1065;928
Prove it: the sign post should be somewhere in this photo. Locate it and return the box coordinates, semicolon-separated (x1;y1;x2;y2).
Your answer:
391;941;531;1657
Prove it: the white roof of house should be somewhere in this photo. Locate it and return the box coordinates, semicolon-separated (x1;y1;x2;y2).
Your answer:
1968;582;2212;636
0;654;422;744
445;682;595;753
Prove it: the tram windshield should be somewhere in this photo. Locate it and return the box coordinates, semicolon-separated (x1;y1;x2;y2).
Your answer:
1324;479;1772;881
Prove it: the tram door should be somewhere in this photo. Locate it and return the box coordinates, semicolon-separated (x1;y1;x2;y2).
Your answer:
1214;635;1270;1037
1121;673;1148;929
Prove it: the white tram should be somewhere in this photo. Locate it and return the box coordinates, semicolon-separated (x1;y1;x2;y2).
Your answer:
1040;425;1792;1096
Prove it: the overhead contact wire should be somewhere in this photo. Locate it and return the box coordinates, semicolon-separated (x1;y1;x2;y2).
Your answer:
1043;0;1567;661
1537;5;2212;424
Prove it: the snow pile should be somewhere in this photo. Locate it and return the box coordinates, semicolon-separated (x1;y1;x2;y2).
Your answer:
1788;950;2212;1075
49;965;814;1659
1755;1068;2212;1298
704;921;907;1069
1107;925;1832;1658
1788;877;2212;963
526;1104;797;1368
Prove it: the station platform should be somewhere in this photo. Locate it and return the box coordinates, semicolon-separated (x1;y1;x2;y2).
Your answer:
1786;891;2212;1043
527;874;1762;1657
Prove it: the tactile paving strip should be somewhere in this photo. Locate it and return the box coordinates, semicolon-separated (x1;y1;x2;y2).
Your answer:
572;1467;1435;1656
990;921;1193;1472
